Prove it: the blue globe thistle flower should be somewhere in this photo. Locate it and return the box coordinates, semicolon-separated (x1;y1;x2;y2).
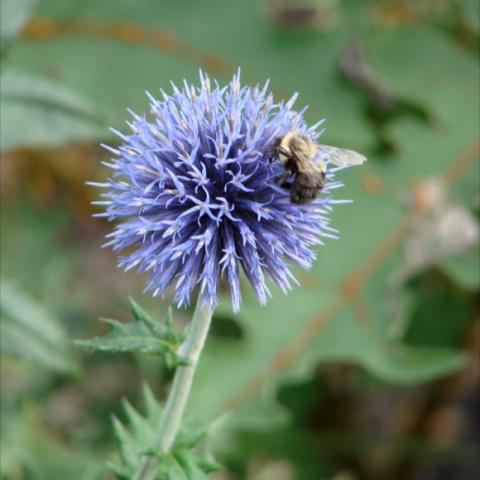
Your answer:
91;71;347;313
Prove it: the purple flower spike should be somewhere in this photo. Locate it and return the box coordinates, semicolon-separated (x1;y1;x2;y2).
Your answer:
92;71;346;312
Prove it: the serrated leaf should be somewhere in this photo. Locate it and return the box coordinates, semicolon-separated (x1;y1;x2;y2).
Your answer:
75;318;171;355
192;455;222;474
108;462;131;480
129;296;165;335
173;450;210;480
164;307;179;344
110;386;222;479
0;279;76;373
123;399;152;439
77;301;188;369
112;415;140;469
143;383;163;421
174;429;207;450
158;454;189;480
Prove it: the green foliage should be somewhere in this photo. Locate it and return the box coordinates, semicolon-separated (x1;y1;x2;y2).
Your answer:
110;385;220;480
0;199;79;306
404;269;477;348
0;0;106;150
0;279;77;373
76;299;187;369
457;0;480;32
0;400;104;480
441;249;480;290
0;0;36;47
5;0;373;148
0;70;106;151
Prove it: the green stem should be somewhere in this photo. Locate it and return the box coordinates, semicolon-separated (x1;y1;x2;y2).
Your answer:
132;299;214;480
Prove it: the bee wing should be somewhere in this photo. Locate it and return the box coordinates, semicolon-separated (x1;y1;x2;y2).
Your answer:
317;144;367;167
290;144;325;173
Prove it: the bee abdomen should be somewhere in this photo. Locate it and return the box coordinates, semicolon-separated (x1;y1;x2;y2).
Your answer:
296;171;326;188
291;187;316;204
290;171;326;204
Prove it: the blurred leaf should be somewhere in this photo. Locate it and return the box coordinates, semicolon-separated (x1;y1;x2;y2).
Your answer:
0;0;36;47
365;28;479;158
0;279;77;373
227;426;478;480
0;70;106;151
190;276;466;429
7;0;374;148
0;199;79;309
403;269;477;348
76;300;186;369
364;345;465;383
77;318;169;353
441;249;480;289
457;0;480;32
0;401;103;480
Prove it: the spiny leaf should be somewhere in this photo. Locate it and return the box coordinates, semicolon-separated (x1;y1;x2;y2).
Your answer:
129;296;165;335
173;450;210;480
110;386;223;479
108;462;131;480
192;455;222;474
164;306;177;343
142;383;162;420
75;318;168;354
76;300;186;368
173;415;231;451
112;415;139;469
122;398;152;439
174;429;207;450
157;454;189;480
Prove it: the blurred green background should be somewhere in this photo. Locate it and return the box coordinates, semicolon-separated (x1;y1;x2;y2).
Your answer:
1;0;479;479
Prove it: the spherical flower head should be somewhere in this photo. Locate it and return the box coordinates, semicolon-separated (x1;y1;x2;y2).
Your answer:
92;71;347;313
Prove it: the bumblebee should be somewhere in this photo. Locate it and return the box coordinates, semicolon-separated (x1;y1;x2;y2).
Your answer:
274;131;366;204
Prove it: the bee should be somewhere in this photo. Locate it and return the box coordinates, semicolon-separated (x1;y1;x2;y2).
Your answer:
274;131;366;204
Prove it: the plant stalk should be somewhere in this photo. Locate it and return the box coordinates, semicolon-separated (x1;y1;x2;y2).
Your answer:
133;299;214;480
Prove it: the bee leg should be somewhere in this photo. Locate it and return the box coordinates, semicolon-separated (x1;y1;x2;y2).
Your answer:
276;171;291;187
276;164;295;187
